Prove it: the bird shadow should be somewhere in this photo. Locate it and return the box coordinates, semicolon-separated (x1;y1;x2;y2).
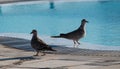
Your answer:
0;56;36;61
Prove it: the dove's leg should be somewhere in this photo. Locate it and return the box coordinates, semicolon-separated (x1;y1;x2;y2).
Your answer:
73;40;76;44
76;40;80;45
73;40;76;47
34;51;39;56
41;51;46;56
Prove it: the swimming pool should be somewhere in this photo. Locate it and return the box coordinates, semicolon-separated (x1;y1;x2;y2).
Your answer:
0;1;120;48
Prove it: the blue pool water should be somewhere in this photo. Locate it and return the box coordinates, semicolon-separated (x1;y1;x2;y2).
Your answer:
0;1;120;47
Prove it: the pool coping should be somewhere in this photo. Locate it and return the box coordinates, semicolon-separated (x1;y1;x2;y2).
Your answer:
0;33;120;51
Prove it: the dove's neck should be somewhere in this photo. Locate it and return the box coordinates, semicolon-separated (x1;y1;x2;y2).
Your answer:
79;22;86;36
32;34;38;40
79;22;86;30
